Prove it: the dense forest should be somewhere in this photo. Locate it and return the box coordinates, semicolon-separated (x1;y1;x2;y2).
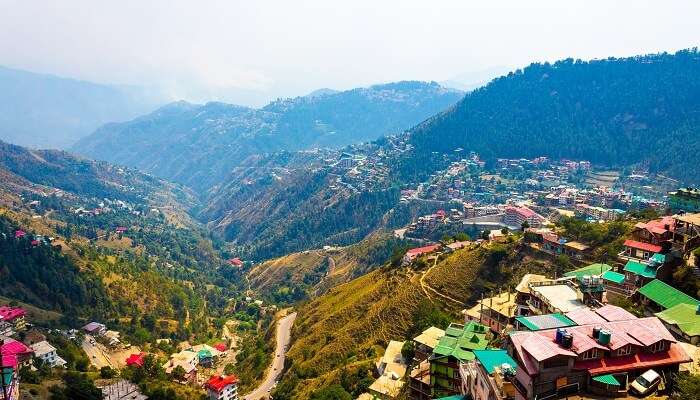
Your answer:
400;49;700;184
0;216;114;317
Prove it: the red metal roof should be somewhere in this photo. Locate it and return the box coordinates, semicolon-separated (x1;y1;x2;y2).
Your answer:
206;374;239;392
214;343;227;352
574;342;691;375
594;305;637;322
506;206;537;219
406;244;441;256
634;216;676;236
125;352;146;367
565;308;607;326
623;239;662;253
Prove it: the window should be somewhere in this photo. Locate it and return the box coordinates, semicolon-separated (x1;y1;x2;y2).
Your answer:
617;345;632;356
580;349;598;360
648;341;666;353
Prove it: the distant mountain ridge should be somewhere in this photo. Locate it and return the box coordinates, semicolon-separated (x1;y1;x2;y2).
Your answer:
0;65;161;149
199;49;700;260
72;81;464;192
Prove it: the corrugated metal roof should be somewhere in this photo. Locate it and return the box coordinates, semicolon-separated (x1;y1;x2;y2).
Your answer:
624;260;657;279
473;349;516;374
602;270;625;284
592;374;620;386
656;303;700;337
564;263;611;279
639;279;700;309
515;313;576;331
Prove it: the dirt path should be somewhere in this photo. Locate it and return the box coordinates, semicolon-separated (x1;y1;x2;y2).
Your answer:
418;255;463;306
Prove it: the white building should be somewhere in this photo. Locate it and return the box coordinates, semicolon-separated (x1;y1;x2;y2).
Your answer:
30;341;66;368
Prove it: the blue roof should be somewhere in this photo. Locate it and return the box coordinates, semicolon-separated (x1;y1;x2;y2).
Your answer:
473;349;517;374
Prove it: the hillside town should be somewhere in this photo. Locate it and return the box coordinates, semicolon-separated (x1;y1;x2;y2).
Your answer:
352;206;700;400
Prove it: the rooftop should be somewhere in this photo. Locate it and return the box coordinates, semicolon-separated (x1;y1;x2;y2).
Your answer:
601;270;625;285
639;279;700;310
431;322;489;362
515;313;576;331
413;326;445;349
205;374;239;392
656;303;700;337
530;282;586;313
29;340;56;357
515;274;550;294
623;260;657;279
473;349;517;374
623;239;662;253
563;263;612;280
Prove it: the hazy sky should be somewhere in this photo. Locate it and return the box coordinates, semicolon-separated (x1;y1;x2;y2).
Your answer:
1;0;698;106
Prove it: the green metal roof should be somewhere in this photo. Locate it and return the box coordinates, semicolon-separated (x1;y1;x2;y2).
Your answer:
639;279;700;310
473;349;516;374
623;260;657;279
564;263;611;279
430;322;488;362
650;253;666;264
656;303;700;337
198;349;212;358
592;374;620;386
514;313;576;331
602;270;625;284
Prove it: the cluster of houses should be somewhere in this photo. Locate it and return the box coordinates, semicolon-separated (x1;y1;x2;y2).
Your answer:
0;307;69;400
373;212;700;399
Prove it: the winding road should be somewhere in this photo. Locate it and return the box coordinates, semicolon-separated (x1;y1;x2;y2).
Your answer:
244;312;297;400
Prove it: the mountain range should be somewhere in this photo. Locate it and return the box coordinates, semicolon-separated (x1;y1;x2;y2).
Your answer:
0;66;161;149
198;49;700;259
72;81;464;192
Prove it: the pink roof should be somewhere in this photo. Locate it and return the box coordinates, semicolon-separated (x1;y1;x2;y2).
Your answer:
115;226;128;232
406;244;441;257
634;216;675;235
0;340;32;367
506;206;537;219
565;308;607;326
0;306;26;322
542;232;561;243
623;239;662;253
594;305;637;322
228;258;243;266
510;317;681;376
14;230;25;238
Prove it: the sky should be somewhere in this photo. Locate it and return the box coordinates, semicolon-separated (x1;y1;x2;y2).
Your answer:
1;0;698;107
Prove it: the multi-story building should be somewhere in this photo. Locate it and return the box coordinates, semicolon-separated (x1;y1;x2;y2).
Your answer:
205;375;239;400
463;292;517;335
0;308;26;332
428;322;489;397
506;315;691;399
504;206;545;229
460;349;517;400
30;341;66;368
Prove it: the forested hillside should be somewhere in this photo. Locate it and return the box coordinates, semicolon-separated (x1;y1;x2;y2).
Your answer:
73;81;463;192
400;49;700;183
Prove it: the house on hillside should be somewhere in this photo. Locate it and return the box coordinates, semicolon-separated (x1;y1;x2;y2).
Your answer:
428;322;489;398
369;341;407;399
506;315;691;399
205;374;239;400
101;380;148;400
656;303;700;345
463;292;517;334
82;321;106;336
402;244;441;265
630;216;676;245
30;340;66;368
412;326;445;362
460;349;517;400
638;279;700;314
0;306;27;332
620;239;662;261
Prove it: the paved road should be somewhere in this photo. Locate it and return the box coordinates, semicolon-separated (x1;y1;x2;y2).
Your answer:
244;312;297;400
81;334;113;369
